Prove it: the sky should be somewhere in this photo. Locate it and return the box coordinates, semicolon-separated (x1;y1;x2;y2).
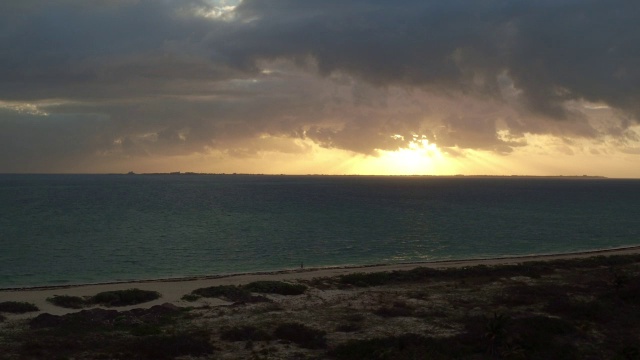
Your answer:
1;0;639;177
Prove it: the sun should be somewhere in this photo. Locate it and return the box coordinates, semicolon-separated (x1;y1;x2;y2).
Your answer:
353;136;451;175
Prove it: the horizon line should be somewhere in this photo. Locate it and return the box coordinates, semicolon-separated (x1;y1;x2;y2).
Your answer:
0;172;622;179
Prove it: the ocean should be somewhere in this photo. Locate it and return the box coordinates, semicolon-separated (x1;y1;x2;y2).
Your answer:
1;174;639;289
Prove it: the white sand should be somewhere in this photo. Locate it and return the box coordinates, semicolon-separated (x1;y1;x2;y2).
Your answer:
2;245;640;317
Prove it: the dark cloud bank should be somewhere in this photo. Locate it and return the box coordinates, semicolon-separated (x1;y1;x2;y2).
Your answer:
0;0;639;172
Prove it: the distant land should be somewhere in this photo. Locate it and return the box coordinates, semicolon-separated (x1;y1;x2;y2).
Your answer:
125;171;608;179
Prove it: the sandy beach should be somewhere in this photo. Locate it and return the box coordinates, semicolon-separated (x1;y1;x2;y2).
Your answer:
3;245;640;317
3;245;640;359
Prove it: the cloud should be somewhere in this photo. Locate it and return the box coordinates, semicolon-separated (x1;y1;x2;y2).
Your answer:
223;0;640;117
0;109;111;172
0;0;639;173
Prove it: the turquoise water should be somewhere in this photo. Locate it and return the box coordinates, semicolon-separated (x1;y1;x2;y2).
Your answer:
1;174;639;288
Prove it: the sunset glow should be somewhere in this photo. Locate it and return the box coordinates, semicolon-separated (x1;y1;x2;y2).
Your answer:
354;137;446;175
0;1;639;177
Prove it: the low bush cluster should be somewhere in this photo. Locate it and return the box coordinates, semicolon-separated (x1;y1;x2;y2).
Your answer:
127;331;215;360
46;289;161;309
616;278;640;303
339;272;393;287
243;281;307;295
274;322;327;349
0;301;39;314
190;281;306;302
181;293;201;302
330;334;451;359
191;285;259;303
373;301;414;318
220;325;272;342
335;323;361;332
336;260;574;288
219;322;326;349
46;295;86;309
22;327;214;359
91;289;161;307
494;284;574;307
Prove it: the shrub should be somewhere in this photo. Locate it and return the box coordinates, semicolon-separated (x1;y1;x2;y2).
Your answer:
127;331;215;359
249;302;283;314
338;267;442;287
546;297;611;322
507;316;578;357
47;295;86;309
344;313;365;322
374;301;415;318
330;334;453;359
220;325;272;342
617;345;640;360
90;288;160;307
408;289;429;300
273;323;326;349
0;301;39;313
495;284;574;307
512;316;576;338
339;272;392;287
181;294;201;302
129;324;163;336
243;281;307;295
616;279;640;303
191;286;252;302
336;323;361;332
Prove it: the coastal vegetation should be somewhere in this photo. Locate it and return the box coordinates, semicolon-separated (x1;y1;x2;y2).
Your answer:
46;295;86;309
2;254;640;358
243;280;307;295
46;288;161;309
190;285;266;303
188;280;307;303
0;301;39;314
273;322;327;349
91;288;161;307
220;325;273;342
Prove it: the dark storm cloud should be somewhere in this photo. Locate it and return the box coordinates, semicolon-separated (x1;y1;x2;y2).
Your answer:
0;109;111;172
0;0;639;172
0;0;241;100
222;0;640;118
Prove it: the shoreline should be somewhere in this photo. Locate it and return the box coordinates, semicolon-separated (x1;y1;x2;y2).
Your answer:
3;244;640;293
4;246;640;358
2;245;640;317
